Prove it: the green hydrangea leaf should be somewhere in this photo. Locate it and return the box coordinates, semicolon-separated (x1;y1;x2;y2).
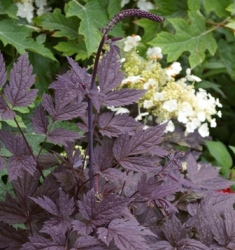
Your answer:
34;8;79;40
0;0;17;19
0;19;56;61
149;11;217;68
152;0;188;17
187;0;200;11
205;140;233;170
136;19;161;44
204;0;231;18
218;39;235;79
54;38;88;60
66;0;108;56
226;2;235;14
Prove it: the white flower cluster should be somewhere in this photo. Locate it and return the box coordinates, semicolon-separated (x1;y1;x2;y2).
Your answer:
121;0;155;11
16;0;51;23
120;35;222;138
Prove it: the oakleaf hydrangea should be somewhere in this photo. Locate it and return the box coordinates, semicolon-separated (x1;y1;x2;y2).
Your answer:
119;35;222;137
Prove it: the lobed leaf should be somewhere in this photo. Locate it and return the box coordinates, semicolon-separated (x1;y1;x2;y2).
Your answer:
98;44;124;94
31;104;49;134
149;11;217;68
186;154;233;190
0;19;56;61
47;128;81;146
98;218;155;250
99;112;141;137
34;8;79;40
0;96;15;120
103;88;146;106
78;189;130;226
0;222;28;250
66;0;108;56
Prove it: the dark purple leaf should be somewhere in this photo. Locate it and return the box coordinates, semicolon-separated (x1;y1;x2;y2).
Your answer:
78;189;130;225
97;45;124;94
42;92;87;121
177;238;210;249
0;96;15;119
30;195;59;216
0;52;7;87
74;236;101;248
119;156;159;172
64;142;83;169
0;222;28;250
224;206;235;240
12;171;40;206
163;215;187;245
53;170;77;191
88;87;105;112
103;89;146;106
9;54;35;89
54;89;87;120
150;241;173;250
99;112;142;137
4;86;38;107
42;94;56;118
94;139;114;172
186;154;233;190
195;213;213;245
0;200;26;224
72;220;95;236
8;155;37;181
137;174;162;197
47;128;81;146
38;152;60;169
67;56;92;89
113;124;166;161
0;131;30;156
98;218;155;250
4;54;37;107
21;235;65;250
58;188;75;217
31;104;49;134
207;207;228;246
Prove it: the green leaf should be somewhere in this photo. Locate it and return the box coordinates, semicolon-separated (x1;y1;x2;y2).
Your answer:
0;167;14;201
29;53;59;96
24;133;46;155
149;11;217;68
226;2;235;14
152;0;188;17
229;145;235;155
0;0;17;19
13;106;30;114
34;8;79;40
66;0;108;56
218;39;235;79
0;19;57;61
2;115;27;128
225;21;235;30
54;38;88;60
196;81;226;98
136;19;161;44
205;140;233;169
203;0;232;18
188;0;200;10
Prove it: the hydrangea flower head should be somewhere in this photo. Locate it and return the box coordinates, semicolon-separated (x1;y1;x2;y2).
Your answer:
123;35;141;52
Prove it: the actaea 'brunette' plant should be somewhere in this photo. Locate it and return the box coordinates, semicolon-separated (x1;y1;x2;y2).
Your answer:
0;9;234;250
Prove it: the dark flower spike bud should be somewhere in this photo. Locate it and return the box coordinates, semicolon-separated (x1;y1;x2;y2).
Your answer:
104;9;164;34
